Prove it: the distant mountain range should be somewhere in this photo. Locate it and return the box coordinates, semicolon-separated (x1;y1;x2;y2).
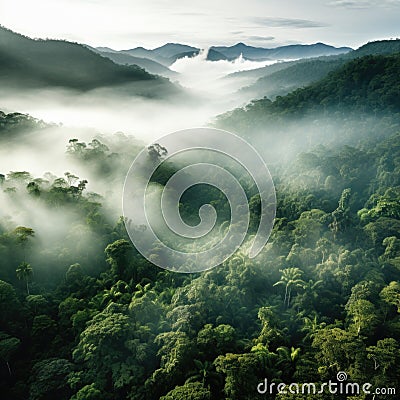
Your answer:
210;42;352;60
229;39;400;82
0;24;353;90
227;38;400;101
87;45;178;79
3;23;399;104
118;44;198;67
94;42;352;72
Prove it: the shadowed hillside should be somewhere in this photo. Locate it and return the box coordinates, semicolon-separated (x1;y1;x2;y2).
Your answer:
0;26;178;96
217;53;400;135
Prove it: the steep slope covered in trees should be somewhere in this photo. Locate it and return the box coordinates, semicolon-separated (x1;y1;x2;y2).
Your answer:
0;26;177;95
217;53;400;135
239;58;344;100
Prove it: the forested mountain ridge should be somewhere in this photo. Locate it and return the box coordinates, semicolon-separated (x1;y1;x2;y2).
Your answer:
0;26;178;95
238;58;344;100
348;39;400;58
217;53;400;134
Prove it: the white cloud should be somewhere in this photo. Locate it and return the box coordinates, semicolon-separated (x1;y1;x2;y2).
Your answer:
252;17;327;28
169;50;278;91
327;0;400;8
0;0;398;50
327;0;372;8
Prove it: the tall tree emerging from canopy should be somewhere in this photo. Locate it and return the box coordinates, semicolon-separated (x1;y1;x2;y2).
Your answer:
16;262;33;295
274;268;306;307
13;226;35;261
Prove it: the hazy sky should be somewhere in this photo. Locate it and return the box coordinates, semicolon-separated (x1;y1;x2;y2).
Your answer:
1;0;399;49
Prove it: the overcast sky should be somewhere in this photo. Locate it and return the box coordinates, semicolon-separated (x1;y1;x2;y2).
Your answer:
1;0;399;49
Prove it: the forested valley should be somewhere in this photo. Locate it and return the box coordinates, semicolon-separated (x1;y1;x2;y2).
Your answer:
1;40;400;400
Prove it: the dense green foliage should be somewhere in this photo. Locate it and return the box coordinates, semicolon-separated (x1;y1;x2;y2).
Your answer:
2;124;400;398
1;39;400;400
347;39;400;58
241;59;344;99
0;111;47;138
218;54;400;135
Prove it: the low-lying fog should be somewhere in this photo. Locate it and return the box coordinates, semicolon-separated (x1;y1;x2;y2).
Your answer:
2;51;276;141
1;47;392;279
0;52;280;273
169;49;278;94
0;51;280;188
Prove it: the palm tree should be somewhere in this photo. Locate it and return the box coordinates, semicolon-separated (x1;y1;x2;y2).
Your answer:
16;262;33;295
294;279;323;313
133;282;153;299
276;346;301;377
301;313;326;343
273;267;306;307
186;360;220;388
102;280;131;306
